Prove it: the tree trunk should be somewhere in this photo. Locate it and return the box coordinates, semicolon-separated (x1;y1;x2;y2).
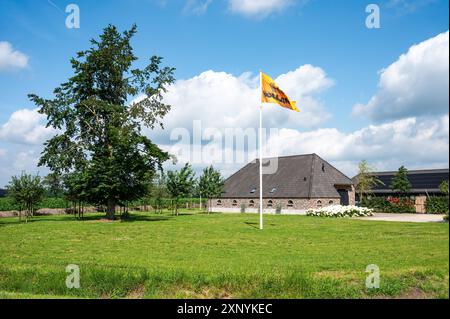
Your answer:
106;199;116;220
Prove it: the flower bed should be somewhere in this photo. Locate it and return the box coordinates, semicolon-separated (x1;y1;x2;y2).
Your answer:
306;205;374;218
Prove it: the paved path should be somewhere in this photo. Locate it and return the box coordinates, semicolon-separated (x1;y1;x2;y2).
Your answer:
355;213;446;223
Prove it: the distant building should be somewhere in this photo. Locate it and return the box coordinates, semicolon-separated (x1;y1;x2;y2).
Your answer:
352;168;449;199
212;154;355;214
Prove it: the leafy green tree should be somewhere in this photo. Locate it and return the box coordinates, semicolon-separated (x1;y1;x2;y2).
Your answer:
6;173;45;222
355;160;384;203
150;171;168;213
43;172;65;197
391;166;412;195
63;171;89;219
166;164;195;216
198;166;225;213
439;180;449;196
29;25;175;219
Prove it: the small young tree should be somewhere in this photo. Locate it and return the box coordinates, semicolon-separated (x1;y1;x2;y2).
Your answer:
151;172;168;213
198;166;224;213
6;173;45;222
355;160;384;203
439;180;449;196
391;166;411;195
63;171;89;219
166;164;195;216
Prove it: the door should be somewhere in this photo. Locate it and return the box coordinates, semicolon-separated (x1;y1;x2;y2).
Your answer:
338;189;349;206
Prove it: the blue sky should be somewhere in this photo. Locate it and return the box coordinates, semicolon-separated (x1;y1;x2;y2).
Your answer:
0;0;449;185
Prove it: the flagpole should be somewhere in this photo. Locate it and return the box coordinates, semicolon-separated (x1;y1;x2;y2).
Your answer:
259;71;263;230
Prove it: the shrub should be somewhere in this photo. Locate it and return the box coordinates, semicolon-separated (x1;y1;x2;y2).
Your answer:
426;196;449;215
306;205;373;218
362;196;415;214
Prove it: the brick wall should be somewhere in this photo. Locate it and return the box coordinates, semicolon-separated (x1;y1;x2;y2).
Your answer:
211;197;341;213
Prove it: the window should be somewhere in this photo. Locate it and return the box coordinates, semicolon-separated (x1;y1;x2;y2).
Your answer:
250;188;257;194
322;163;325;172
303;177;307;181
287;200;294;208
217;200;222;206
329;200;334;205
270;187;277;194
232;200;238;207
267;200;274;207
317;200;322;208
249;200;255;207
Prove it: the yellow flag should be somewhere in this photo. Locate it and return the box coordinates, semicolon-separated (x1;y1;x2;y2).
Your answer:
261;72;299;112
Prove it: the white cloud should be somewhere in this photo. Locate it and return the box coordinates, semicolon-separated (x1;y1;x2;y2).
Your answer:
183;0;213;15
158;114;449;178
0;108;56;145
387;0;437;14
141;65;334;144
0;41;29;71
0;147;49;186
266;115;449;177
353;31;449;122
228;0;299;17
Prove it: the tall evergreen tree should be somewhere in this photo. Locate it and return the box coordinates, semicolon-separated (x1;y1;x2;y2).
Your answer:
29;25;175;219
391;166;412;195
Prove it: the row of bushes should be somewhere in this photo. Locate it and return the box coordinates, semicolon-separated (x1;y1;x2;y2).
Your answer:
426;196;449;215
306;205;374;218
361;197;415;214
362;196;449;214
129;198;205;210
0;197;69;212
0;196;205;212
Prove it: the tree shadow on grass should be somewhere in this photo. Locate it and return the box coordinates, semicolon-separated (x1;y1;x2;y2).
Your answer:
244;221;276;229
120;214;172;222
0;215;81;226
245;221;260;229
0;213;173;226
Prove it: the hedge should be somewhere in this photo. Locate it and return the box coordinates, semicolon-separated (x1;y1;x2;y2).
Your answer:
426;196;449;215
361;197;415;214
0;197;206;212
0;197;69;212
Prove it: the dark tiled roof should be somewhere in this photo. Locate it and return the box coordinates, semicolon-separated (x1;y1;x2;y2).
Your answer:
353;169;449;194
221;154;352;199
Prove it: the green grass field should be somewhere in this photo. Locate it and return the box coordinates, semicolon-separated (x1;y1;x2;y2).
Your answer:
0;212;448;299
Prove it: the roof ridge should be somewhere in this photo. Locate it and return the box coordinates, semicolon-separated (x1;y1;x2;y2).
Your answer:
248;153;315;162
314;153;353;182
308;154;316;198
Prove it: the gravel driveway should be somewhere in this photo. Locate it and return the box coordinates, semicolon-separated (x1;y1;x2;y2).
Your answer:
355;213;446;223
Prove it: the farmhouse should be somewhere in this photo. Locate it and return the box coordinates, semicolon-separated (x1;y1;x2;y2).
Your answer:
212;154;355;214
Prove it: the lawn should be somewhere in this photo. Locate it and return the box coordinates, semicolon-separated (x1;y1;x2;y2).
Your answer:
0;212;448;299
